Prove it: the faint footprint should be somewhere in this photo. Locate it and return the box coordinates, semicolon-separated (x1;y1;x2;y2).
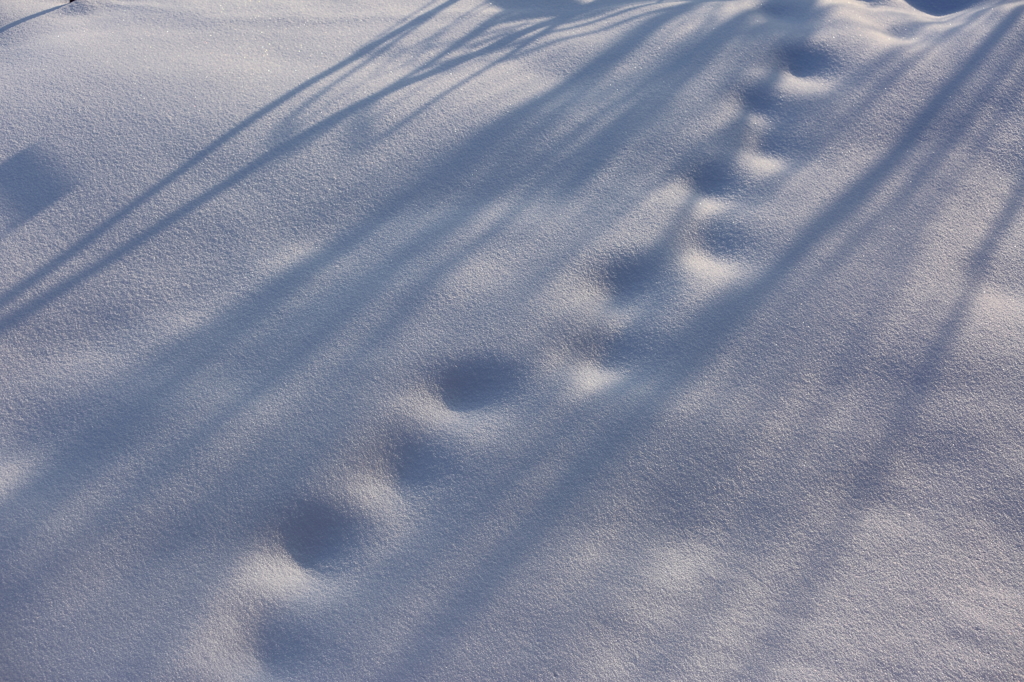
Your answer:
598;249;669;302
685;158;743;197
559;325;631;394
278;500;364;572
255;612;314;676
781;43;836;78
437;356;520;411
389;434;458;485
740;83;784;115
699;219;760;259
679;150;787;199
255;605;351;676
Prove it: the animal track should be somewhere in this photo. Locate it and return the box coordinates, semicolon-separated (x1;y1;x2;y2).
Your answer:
558;324;632;394
699;219;759;258
781;43;836;79
599;249;669;301
255;611;315;675
740;83;784;115
254;605;350;676
279;500;364;572
390;435;456;485
437;356;520;411
678;150;787;199
686;158;744;197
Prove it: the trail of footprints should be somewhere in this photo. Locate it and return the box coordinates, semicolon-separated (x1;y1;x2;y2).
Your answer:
273;357;523;570
248;353;526;674
575;33;845;383
249;9;851;674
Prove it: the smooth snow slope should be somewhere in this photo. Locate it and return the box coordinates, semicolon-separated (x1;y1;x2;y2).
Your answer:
2;0;1023;679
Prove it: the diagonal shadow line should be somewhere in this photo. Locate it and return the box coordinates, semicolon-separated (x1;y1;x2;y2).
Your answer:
281;0;681;138
0;155;557;627
0;0;752;632
736;169;1024;679
644;2;1024;380
0;0;463;318
2;2;1007;671
390;0;662;83
383;2;683;141
726;20;1024;678
273;0;519;132
0;0;687;334
356;9;1024;674
41;2;719;446
0;72;467;335
0;0;937;499
0;4;62;35
46;3;729;475
1;0;644;326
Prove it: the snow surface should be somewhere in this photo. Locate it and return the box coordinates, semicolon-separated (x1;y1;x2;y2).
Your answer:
2;0;1024;678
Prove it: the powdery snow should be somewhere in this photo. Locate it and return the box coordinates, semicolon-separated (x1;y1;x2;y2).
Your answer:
1;0;1023;679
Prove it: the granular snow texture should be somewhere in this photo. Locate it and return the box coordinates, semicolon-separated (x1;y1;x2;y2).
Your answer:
1;0;1023;679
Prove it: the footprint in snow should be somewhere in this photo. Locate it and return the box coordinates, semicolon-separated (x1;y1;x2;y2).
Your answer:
278;500;366;572
436;356;521;412
780;42;838;79
598;249;670;303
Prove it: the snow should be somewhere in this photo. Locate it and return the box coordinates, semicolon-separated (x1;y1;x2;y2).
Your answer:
1;0;1023;678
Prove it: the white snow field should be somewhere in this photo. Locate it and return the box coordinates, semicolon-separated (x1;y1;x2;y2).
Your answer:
2;0;1024;678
